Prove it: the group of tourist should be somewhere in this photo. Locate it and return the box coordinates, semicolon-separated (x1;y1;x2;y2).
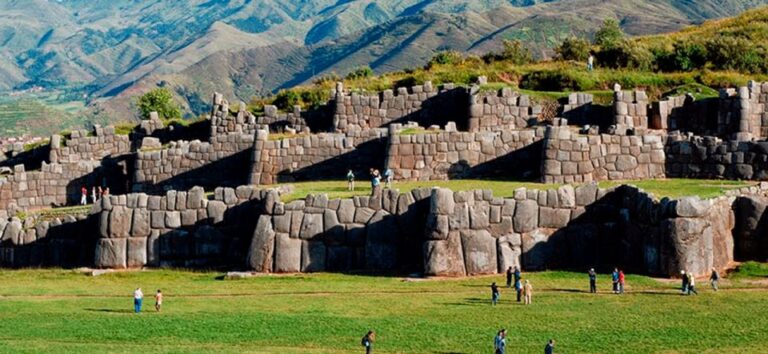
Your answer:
79;185;109;205
681;267;720;295
346;168;393;196
498;266;533;304
131;288;163;313
494;330;555;354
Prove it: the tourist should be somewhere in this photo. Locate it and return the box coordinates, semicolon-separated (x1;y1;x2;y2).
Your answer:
681;270;689;294
361;330;375;354
80;186;88;205
611;268;619;294
544;339;555;354
710;267;720;291
155;289;163;312
523;280;533;305
618;269;625;294
514;266;522;302
505;266;513;288
370;169;381;197
347;169;355;191
494;329;507;354
687;272;698;295
133;287;143;313
91;186;98;203
383;168;393;188
588;268;597;293
491;282;500;305
587;54;594;71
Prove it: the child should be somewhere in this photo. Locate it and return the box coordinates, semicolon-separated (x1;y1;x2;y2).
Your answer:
155;289;163;312
346;169;355;191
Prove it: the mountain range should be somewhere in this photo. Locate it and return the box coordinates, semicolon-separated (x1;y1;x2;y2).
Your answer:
2;0;768;123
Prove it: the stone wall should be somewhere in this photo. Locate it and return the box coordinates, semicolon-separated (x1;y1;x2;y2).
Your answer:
728;82;768;140
612;89;649;132
93;185;267;268
247;188;433;273
49;125;131;163
133;133;255;192
665;134;768;180
250;129;388;185
209;93;258;136
385;126;545;181
332;82;469;133
468;87;536;132
541;126;666;183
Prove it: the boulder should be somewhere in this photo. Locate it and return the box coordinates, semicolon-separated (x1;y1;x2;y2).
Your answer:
513;200;538;233
469;203;490;230
127;237;147;267
130;209;150;237
460;229;497;275
274;233;301;272
354;207;375;224
337;199;356;223
674;197;711;218
521;228;555;270
247;215;275;272
94;238;126;268
575;182;598;206
431;188;455;215
1;219;21;245
187;186;205;209
497;233;522;271
108;206;131;238
424;231;466;276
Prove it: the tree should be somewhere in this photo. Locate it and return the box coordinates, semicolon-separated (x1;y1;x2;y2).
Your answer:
136;87;181;120
426;51;464;69
594;19;624;49
555;37;591;61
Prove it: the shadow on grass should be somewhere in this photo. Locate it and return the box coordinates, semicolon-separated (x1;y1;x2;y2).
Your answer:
84;308;136;314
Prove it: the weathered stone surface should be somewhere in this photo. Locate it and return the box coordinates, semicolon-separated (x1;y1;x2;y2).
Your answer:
557;185;576;208
674;197;711;217
1;219;21;244
165;211;182;229
147;231;160;266
497;233;522;271
538;207;571;228
127;237;147;267
734;195;768;260
431;188;456;215
460;229;497;275
187;186;205;209
365;210;398;270
109;206;131;238
94;238;126;268
354;207;375;224
469;204;490;229
207;200;227;223
181;209;198;226
299;213;323;239
247;215;275;272
131;209;150;237
521;228;555;270
301;241;326;272
575;182;598;206
274;233;301;272
513;200;538;233
337;199;356;223
424;231;466;276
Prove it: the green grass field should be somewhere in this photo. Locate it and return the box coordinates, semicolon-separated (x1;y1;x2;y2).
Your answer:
0;265;766;353
277;178;753;202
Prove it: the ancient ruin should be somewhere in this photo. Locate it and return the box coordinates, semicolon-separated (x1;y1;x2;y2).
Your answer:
2;79;768;277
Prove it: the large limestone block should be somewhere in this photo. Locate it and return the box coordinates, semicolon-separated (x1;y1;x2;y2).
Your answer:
497;233;522;271
337;199;356;223
538;207;571;228
187;186;205;209
127;237;147;267
424;231;466;276
274;233;301;272
1;220;22;245
513;200;538;233
165;211;182;229
674;197;711;218
521;228;556;270
94;238;126;268
207;200;227;223
109;206;131;238
460;230;497;275
147;231;160;267
301;241;326;272
247;215;275;272
575;182;598;206
469;203;490;230
662;217;711;276
99;211;110;238
431;188;455;215
365;210;398;270
354;207;375;224
299;213;323;239
557;185;576;208
734;195;768;260
131;209;150;237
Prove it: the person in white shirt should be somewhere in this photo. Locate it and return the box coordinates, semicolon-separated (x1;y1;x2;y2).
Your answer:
133;287;144;313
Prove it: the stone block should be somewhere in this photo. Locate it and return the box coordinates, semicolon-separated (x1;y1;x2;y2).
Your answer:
94;238;126;268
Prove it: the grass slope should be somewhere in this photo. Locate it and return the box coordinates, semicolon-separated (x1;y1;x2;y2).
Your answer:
0;267;766;353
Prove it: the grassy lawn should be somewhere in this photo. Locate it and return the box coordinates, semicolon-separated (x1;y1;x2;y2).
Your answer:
0;266;766;353
277;178;753;202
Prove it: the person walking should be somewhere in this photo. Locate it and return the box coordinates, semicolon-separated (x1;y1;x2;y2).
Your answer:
491;282;500;306
687;272;698;295
544;339;555;354
588;268;597;293
91;186;98;203
361;330;375;354
611;268;619;294
80;186;88;205
710;267;720;291
370;169;381;197
505;266;513;288
494;329;507;354
523;280;533;305
347;169;355;191
587;54;594;71
155;289;163;312
514;266;522;302
383;168;393;188
133;287;143;313
681;270;689;294
618;269;625;294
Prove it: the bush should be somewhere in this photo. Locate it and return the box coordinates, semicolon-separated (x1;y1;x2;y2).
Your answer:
427;51;464;69
483;40;533;65
299;89;330;110
594;18;624;49
555;37;591;62
345;66;374;80
706;36;767;74
273;90;301;111
136;87;181;120
654;41;708;72
597;40;653;70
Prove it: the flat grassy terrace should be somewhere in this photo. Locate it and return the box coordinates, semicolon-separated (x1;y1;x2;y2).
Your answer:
0;264;766;353
278;178;753;202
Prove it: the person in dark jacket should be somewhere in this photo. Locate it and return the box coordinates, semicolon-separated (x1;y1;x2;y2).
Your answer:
514;266;522;301
491;282;500;305
544;339;555;354
681;270;689;295
506;267;513;288
611;268;619;294
588;268;597;293
710;267;720;291
362;330;375;354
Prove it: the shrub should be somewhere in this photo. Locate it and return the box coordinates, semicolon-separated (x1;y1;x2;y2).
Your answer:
594;18;624;49
706;36;767;73
654;41;708;72
597;40;653;70
483;40;533;65
299;89;330;110
427;51;464;68
345;66;374;80
555;37;591;62
136;87;181;120
273;90;301;111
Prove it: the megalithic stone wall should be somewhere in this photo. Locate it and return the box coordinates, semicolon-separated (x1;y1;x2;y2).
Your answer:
612;89;648;133
49;125;131;164
541;126;666;183
665;133;768;180
385;126;546;181
468;87;536;132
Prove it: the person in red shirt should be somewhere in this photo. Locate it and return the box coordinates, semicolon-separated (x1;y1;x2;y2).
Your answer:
618;269;626;294
80;186;88;205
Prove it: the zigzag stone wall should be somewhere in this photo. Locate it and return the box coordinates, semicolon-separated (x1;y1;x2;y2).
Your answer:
468;88;536;132
49;126;131;163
